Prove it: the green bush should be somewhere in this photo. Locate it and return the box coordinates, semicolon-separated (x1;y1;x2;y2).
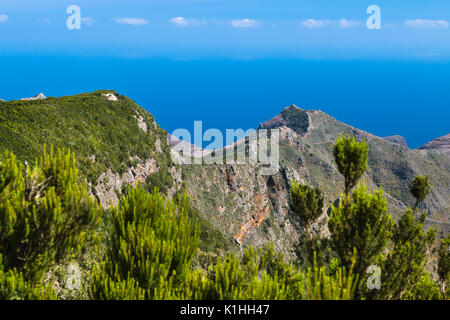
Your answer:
0;147;101;299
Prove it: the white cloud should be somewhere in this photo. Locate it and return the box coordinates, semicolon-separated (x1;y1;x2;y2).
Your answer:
0;14;8;23
82;17;95;26
301;19;331;29
302;19;362;29
405;19;449;28
170;17;206;27
338;19;361;28
114;17;148;26
231;18;259;28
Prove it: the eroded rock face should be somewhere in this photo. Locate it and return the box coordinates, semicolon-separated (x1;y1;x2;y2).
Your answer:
181;162;310;259
134;114;148;133
95;158;159;208
168;166;183;197
420;133;450;157
226;166;241;191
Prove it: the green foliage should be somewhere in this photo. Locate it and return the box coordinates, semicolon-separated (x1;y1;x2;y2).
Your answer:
90;186;200;300
290;181;324;236
329;137;443;300
0;133;445;300
371;210;436;299
89;183;356;300
333;135;369;195
0;91;171;185
295;235;336;269
0;255;56;300
289;181;327;267
184;246;294;300
183;245;356;300
403;273;441;300
330;135;397;298
0;147;101;299
410;175;431;213
328;185;394;294
367;175;438;299
145;170;174;195
437;235;450;299
279;106;310;135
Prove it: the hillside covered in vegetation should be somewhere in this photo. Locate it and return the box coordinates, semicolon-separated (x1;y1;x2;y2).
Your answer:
0;91;449;300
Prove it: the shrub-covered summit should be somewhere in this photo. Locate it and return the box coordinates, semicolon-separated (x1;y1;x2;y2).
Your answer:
0;90;171;184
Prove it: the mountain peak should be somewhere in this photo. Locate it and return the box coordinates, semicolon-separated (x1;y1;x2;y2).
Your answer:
419;133;450;156
260;104;310;135
283;104;302;111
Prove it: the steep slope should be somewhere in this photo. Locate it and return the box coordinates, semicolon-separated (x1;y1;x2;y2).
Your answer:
0;90;174;207
419;133;450;157
180;105;450;258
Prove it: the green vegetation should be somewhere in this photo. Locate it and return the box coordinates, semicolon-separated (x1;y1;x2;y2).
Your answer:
90;187;200;299
410;175;431;214
289;181;328;266
0;92;448;300
290;135;446;300
1;139;446;300
290;182;324;237
1;145;358;300
0;90;172;184
329;136;393;297
0;147;101;299
279;106;310;135
333;134;369;195
437;235;450;299
145;170;174;195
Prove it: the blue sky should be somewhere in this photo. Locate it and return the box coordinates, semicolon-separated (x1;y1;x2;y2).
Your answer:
1;0;450;58
0;0;449;148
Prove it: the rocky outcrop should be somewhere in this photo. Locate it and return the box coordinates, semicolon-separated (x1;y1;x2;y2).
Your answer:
384;135;408;148
134;113;148;133
95;158;159;208
419;134;450;157
21;93;46;101
102;93;118;101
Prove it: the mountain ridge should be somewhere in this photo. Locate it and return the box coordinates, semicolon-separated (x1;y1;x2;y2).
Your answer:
419;133;450;157
0;90;449;259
